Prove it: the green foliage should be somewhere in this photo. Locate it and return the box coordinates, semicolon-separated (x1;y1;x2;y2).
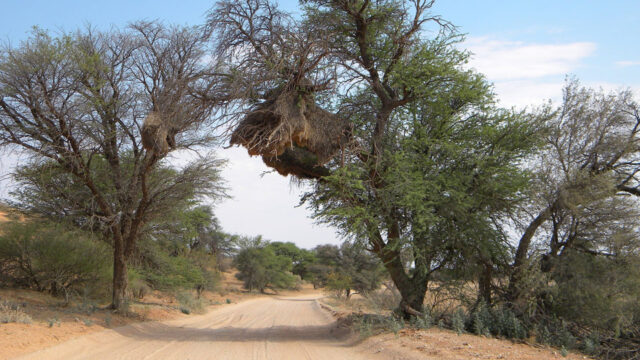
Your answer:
127;269;152;299
325;272;353;298
131;236;220;294
582;333;600;355
0;220;111;299
300;0;545;321
550;250;640;332
411;312;433;330
349;313;406;339
234;244;297;292
266;242;317;279
451;309;466;335
308;243;385;297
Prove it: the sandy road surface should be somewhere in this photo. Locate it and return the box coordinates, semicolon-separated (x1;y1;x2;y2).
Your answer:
16;295;373;360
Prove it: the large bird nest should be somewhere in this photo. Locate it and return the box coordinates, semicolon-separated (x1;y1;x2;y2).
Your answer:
141;112;176;156
230;87;352;179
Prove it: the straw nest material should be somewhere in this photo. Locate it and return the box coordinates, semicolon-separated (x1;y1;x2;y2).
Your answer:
230;87;352;179
141;112;176;156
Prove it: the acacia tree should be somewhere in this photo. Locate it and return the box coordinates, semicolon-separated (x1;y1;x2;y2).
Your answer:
0;24;226;310
508;80;640;305
317;243;384;299
209;0;543;318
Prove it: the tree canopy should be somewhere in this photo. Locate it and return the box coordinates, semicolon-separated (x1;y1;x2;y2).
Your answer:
0;23;227;309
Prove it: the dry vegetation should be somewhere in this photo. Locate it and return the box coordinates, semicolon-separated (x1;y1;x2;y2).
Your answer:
321;289;591;360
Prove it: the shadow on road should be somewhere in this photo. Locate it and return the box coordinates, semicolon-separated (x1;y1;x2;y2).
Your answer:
112;322;352;344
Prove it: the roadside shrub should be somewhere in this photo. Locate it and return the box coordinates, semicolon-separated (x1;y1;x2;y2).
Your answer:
47;317;60;327
0;301;32;324
128;269;152;299
551;251;640;332
0;220;111;300
464;302;527;339
347;313;403;338
176;292;206;314
411;311;433;330
451;309;466;335
364;282;402;312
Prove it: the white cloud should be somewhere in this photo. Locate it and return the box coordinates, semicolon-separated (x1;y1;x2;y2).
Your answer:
615;60;640;68
465;37;596;81
491;80;564;108
462;37;597;108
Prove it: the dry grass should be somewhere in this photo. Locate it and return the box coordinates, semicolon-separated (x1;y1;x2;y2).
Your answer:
0;300;33;324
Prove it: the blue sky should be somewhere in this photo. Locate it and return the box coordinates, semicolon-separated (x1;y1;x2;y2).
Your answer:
1;0;639;248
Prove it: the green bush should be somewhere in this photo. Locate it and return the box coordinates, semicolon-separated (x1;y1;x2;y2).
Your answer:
412;312;433;330
132;238;219;294
467;302;527;339
451;309;466;335
0;220;111;300
551;251;640;332
234;246;297;292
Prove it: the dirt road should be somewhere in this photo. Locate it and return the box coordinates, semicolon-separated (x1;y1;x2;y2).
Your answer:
16;295;374;360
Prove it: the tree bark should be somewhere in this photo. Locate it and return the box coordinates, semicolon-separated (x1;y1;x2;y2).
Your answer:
111;233;128;311
478;263;492;305
397;277;427;320
378;246;427;319
508;203;554;302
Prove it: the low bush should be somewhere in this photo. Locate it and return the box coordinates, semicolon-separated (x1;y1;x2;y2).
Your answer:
127;268;152;299
0;220;111;300
176;292;207;314
344;313;405;339
0;301;32;324
132;238;220;295
363;283;402;312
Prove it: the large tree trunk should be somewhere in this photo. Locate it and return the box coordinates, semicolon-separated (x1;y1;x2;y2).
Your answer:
378;246;427;319
397;281;427;319
508;204;553;302
478;263;492;305
111;233;128;311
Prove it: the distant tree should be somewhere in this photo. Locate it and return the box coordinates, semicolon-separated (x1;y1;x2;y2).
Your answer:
508;80;640;305
266;241;317;278
0;24;226;310
325;271;353;298
234;243;297;293
266;242;305;262
233;235;266;252
310;243;384;298
305;263;333;289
